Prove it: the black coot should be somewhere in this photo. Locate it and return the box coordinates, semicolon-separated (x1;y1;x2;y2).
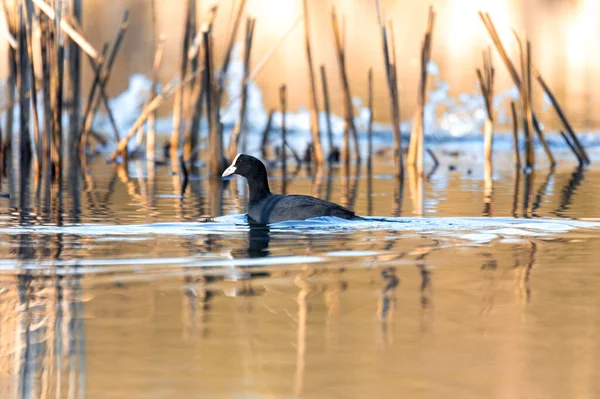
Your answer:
222;154;360;224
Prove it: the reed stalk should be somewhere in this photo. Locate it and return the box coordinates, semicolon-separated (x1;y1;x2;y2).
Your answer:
479;12;556;166
215;0;246;141
203;25;222;176
145;35;165;166
319;65;335;162
109;72;199;161
513;33;534;171
66;0;82;156
280;84;287;193
367;67;374;169
510;101;521;169
80;11;129;147
23;0;41;173
17;3;33;165
476;48;494;172
302;0;324;167
331;5;360;167
533;67;589;165
408;6;435;178
227;17;255;160
260;109;275;159
375;1;402;177
170;0;194;167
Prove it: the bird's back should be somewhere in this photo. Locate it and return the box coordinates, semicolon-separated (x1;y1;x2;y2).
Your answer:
248;194;357;224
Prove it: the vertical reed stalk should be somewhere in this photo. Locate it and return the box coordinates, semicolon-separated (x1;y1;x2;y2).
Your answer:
203;27;222;176
375;1;402;176
476;48;494;176
408;6;435;178
67;0;82;155
367;67;374;169
280;84;287;194
319;65;335;162
479;13;556;166
510;101;521;169
302;0;324;167
23;0;41;173
260;110;275;159
170;0;194;167
331;6;359;167
227;16;255;160
146;35;165;166
514;33;534;171
17;3;33;165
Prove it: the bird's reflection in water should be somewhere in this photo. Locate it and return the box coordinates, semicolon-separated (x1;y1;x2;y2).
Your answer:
246;221;271;259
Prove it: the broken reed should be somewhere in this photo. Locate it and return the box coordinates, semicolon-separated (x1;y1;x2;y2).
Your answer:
375;0;402;178
302;0;324;167
331;5;360;171
476;48;494;167
408;6;435;177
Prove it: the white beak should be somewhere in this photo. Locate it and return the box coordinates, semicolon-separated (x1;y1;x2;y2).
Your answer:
222;165;237;177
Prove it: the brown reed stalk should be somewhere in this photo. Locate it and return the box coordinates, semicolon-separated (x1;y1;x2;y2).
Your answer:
80;11;129;147
319;65;335;161
22;0;41;173
227;17;255;160
513;32;534;170
186;5;219;163
170;0;194;166
79;43;108;150
146;35;165;166
280;84;287;191
203;25;222;176
331;5;360;166
66;0;82;155
408;6;435;178
559;131;582;165
215;0;246;137
367;67;374;168
476;48;494;169
31;0;98;59
16;3;33;164
37;8;52;166
302;0;324;167
260;109;275;159
510;101;521;168
533;67;589;165
479;12;556;166
375;1;402;176
109;72;199;161
2;4;16;164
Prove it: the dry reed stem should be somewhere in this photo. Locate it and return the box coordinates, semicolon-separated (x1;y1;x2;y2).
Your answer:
31;0;98;60
408;6;435;176
170;0;194;165
533;67;590;165
510;101;521;168
227;17;255;160
375;1;403;177
203;25;222;176
22;0;42;173
513;32;534;170
260;109;275;159
79;11;129;146
367;67;374;168
280;84;287;192
476;48;494;170
303;0;324;167
0;1;17;49
146;35;166;166
331;5;360;166
109;72;199;161
319;65;334;160
479;12;556;166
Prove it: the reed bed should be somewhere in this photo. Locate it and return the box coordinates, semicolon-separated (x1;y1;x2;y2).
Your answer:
0;0;594;219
